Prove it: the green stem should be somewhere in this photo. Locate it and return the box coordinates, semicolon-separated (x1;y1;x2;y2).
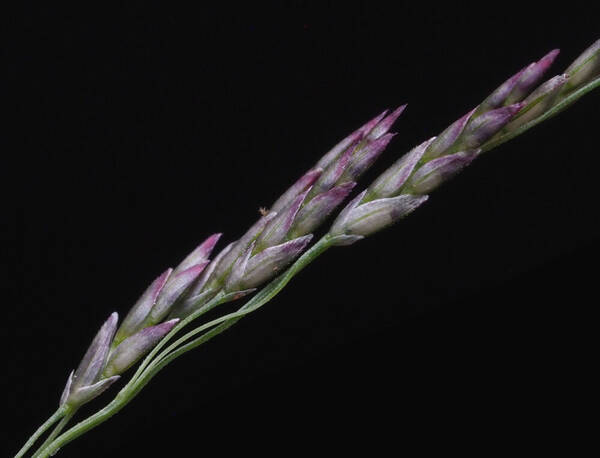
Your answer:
31;409;76;458
125;321;237;403
14;406;68;458
36;234;334;457
127;290;227;385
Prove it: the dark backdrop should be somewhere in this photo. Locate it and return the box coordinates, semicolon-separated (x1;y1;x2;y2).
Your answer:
4;3;597;456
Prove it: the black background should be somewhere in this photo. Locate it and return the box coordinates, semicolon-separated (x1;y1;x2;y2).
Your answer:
4;3;598;456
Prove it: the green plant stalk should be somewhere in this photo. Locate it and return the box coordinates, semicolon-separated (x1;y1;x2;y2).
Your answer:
14;406;67;458
36;234;335;458
126;290;228;386
31;410;76;458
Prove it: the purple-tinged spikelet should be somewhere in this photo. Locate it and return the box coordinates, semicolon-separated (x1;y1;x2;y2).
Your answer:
240;235;313;289
72;312;118;389
255;189;310;251
309;138;358;198
315;110;388;171
461;103;524;148
328;190;366;234
149;262;208;324
506;74;570;130
61;312;119;406
114;268;172;345
423;110;475;160
505;49;560;104
369;137;436;199
61;373;120;407
330;194;428;240
212;212;277;283
407;150;480;194
290;182;357;237
172;233;222;276
104;319;180;377
476;66;528;115
169;288;216;320
188;242;233;294
343;133;396;181
367;105;407;140
270;169;322;213
225;242;255;293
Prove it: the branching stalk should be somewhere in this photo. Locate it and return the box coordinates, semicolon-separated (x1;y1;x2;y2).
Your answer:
14;407;67;458
18;38;599;457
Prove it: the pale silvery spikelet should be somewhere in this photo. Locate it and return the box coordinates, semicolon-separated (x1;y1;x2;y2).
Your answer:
563;39;600;91
104;319;180;377
60;313;120;407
